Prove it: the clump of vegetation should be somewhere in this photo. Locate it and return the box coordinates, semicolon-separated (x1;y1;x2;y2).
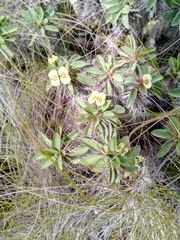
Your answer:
0;0;180;239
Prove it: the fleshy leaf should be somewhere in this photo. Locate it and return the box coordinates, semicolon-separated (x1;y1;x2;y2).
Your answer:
81;138;102;152
40;158;53;169
91;158;107;172
40;132;52;147
156;141;174;158
52;133;61;151
126;89;137;108
75;155;103;165
76;73;95;86
151;129;173;139
64;131;79;143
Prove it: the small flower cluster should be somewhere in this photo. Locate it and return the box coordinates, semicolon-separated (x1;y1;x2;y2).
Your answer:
48;55;71;86
88;91;106;106
48;67;71;86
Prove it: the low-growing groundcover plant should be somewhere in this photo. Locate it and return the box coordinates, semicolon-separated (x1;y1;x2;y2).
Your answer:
0;0;180;239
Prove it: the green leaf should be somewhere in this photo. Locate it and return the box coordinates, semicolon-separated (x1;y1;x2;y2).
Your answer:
36;7;44;21
115;82;124;92
106;55;112;65
20;10;29;18
112;156;121;167
97;55;106;72
92;158;108;172
56;155;62;170
108;136;117;152
83;124;93;137
40;158;53;169
0;26;18;35
76;155;104;165
171;11;180;26
81;138;102;152
121;46;133;56
166;9;178;22
87;67;103;75
151;129;173;139
165;0;180;7
64;131;79;143
102;111;115;119
147;0;157;10
103;2;118;8
69;54;81;62
157;141;174;158
113;74;123;82
169;57;178;70
76;115;86;124
76;73;95;86
169;88;180;98
68;147;89;156
98;100;111;112
57;126;62;138
66;83;77;95
110;166;116;184
170;116;180;133
71;61;87;68
46;81;52;93
111;11;121;24
0;44;13;57
126;89;137;108
64;156;71;163
28;34;36;46
40;133;52;147
110;105;125;114
84;106;94;114
108;5;120;13
111;60;128;72
119;156;131;164
44;8;54;18
121;14;129;29
176;141;180;155
44;25;59;32
93;117;100;127
140;86;147;96
39;27;45;36
40;149;57;157
147;58;159;69
106;80;112;95
105;12;113;23
152;74;162;83
34;153;46;161
42;36;50;47
75;99;87;109
121;164;138;172
131;145;141;158
121;5;130;14
52;133;61;151
98;122;108;143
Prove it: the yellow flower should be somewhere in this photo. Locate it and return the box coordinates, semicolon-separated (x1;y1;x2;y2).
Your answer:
48;69;60;87
88;91;98;104
116;142;124;152
120;147;128;156
58;66;71;85
116;142;128;156
143;74;152;89
88;91;106;106
48;55;58;65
